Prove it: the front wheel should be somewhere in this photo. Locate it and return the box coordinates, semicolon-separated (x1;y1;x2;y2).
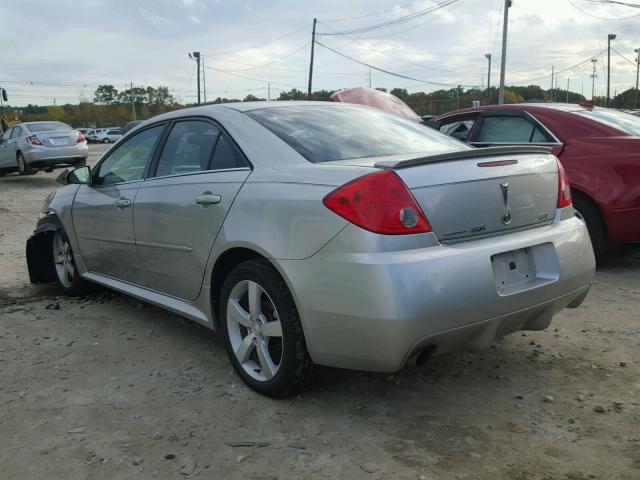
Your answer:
220;260;315;397
52;230;91;296
17;152;34;175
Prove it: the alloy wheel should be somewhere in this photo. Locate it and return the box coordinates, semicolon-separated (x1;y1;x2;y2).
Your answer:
226;280;283;381
53;231;74;288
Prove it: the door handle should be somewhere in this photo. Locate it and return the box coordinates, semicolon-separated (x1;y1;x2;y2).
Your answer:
114;197;132;209
195;193;221;206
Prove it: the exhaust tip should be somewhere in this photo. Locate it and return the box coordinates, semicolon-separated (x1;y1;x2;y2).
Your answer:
408;345;437;367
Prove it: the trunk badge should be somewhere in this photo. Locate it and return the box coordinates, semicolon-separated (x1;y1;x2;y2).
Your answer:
500;182;509;206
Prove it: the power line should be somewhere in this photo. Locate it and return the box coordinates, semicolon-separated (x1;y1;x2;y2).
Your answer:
321;0;437;23
203;43;308;73
511;49;607;85
568;0;640;19
200;26;308;56
203;65;304;90
611;46;639;66
317;0;460;36
315;41;479;88
316;21;462;74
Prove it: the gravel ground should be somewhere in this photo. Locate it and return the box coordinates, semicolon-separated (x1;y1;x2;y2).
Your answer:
1;144;639;479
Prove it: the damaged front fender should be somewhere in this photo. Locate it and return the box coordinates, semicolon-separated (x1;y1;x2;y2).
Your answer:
26;215;62;284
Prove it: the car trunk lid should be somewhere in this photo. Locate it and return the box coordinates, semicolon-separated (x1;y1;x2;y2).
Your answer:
375;146;559;242
36;130;78;148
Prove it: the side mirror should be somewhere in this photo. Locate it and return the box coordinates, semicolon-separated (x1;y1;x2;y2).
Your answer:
59;165;92;185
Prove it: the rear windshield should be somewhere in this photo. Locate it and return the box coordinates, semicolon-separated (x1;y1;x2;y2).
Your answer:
574;109;640;136
247;105;466;162
26;122;72;133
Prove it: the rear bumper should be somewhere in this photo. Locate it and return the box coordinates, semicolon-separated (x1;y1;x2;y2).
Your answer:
23;144;89;164
277;213;595;372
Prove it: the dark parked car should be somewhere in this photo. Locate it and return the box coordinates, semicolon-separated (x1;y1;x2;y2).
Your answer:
431;103;640;257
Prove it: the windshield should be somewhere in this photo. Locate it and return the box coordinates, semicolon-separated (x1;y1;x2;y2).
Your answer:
247;105;467;163
27;122;72;133
574;109;640;137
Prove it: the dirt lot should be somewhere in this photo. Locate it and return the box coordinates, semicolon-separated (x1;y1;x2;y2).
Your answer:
0;144;639;479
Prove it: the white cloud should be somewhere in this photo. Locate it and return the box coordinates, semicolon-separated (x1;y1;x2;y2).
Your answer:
188;14;201;24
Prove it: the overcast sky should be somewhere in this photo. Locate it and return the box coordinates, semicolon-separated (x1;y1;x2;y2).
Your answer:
1;0;639;106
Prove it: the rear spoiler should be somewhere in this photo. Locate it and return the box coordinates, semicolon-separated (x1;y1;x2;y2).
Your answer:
375;145;553;169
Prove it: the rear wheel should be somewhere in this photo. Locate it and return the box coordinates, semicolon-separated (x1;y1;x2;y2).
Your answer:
102;138;110;144
52;230;91;296
220;260;314;397
17;152;34;175
572;192;607;260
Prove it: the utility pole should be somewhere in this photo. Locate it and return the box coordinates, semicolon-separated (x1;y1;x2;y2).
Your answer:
498;0;511;104
590;58;598;100
130;82;136;120
566;78;569;103
635;48;640;108
550;66;554;102
202;56;207;103
308;18;317;100
485;53;492;102
189;51;201;105
607;33;616;108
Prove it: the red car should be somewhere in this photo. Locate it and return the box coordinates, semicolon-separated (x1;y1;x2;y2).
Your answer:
431;103;640;257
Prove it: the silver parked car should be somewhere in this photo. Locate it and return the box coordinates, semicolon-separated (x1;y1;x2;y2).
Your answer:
95;128;123;144
0;121;88;175
26;103;595;396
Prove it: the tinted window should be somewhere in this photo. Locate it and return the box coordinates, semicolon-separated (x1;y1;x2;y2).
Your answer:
210;134;248;170
247;105;466;163
574;109;640;136
26;122;72;133
95;125;164;185
10;126;22;139
155;121;220;177
477;116;549;143
441;119;475;141
107;130;121;135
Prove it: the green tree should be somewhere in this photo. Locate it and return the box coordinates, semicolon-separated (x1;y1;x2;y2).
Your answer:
94;85;119;105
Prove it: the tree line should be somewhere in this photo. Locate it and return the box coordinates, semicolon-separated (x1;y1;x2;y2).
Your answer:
1;83;638;127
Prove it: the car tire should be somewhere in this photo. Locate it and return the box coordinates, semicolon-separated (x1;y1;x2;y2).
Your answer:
220;259;315;397
102;138;110;144
572;192;607;260
17;152;34;175
52;229;92;297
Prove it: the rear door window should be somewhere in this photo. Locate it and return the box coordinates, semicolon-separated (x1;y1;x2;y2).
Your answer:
476;116;550;143
154;120;220;177
10;127;22;139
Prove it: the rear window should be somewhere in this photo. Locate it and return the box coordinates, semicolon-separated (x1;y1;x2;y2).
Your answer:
247;105;466;162
574;109;640;136
27;122;72;133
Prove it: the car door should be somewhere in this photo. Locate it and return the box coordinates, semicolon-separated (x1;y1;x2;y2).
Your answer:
72;123;166;282
132;118;251;300
0;127;15;167
468;110;564;156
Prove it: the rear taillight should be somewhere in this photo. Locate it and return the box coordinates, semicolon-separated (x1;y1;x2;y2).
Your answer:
77;133;86;143
26;135;42;146
556;160;572;208
323;170;432;235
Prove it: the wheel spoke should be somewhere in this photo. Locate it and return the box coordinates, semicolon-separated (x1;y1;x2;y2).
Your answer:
228;299;251;327
256;341;277;380
235;334;255;363
247;281;262;316
54;253;64;264
64;261;74;277
261;319;282;338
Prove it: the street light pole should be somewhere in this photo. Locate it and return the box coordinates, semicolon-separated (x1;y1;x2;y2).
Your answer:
635;48;640;108
485;53;492;102
498;0;512;105
607;34;616;108
591;58;598;101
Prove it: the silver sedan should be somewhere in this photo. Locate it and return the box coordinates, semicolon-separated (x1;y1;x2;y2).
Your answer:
0;121;88;175
26;102;595;396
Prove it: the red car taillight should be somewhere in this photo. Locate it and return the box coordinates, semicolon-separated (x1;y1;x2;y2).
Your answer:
556;160;572;208
77;133;86;143
323;170;432;235
26;135;42;146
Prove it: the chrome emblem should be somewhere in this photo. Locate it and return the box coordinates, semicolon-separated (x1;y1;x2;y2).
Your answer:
500;182;509;206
